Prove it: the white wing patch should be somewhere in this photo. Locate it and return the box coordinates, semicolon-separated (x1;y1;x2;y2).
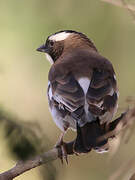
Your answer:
78;77;90;95
49;32;71;41
78;77;91;120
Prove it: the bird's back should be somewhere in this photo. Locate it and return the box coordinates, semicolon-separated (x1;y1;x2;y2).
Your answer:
48;49;118;129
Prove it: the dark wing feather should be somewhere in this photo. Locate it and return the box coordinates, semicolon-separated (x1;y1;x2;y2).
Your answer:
49;72;85;112
86;68;118;124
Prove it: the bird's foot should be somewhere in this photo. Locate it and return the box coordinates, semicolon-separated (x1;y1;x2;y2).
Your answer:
55;141;68;164
54;132;69;164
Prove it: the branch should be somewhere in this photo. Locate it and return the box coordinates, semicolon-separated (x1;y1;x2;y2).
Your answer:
0;148;58;180
101;0;135;22
130;173;135;180
0;108;135;180
0;141;74;180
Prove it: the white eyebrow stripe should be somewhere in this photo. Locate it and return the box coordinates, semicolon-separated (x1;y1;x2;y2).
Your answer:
49;32;71;41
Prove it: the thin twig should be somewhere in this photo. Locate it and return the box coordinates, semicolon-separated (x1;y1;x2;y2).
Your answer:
101;0;135;11
130;172;135;180
101;0;135;22
109;158;135;180
121;0;135;22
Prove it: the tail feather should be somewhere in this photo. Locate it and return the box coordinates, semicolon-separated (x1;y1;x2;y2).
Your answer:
74;120;108;153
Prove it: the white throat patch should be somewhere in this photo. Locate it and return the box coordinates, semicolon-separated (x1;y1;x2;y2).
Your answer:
45;53;54;64
49;32;71;42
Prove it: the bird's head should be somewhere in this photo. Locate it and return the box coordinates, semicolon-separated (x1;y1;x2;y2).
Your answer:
37;30;97;64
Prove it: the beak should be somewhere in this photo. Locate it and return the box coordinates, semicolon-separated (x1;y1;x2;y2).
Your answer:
36;44;47;53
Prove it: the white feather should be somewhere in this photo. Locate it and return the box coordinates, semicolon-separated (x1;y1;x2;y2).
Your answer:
78;77;90;95
48;82;53;100
54;93;77;112
78;77;92;122
95;148;108;153
45;53;54;64
49;32;71;41
114;74;116;80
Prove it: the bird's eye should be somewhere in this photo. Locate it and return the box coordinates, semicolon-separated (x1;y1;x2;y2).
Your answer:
49;41;54;47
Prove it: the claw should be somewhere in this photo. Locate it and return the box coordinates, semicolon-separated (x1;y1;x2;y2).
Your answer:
55;132;69;164
60;155;64;164
62;143;68;164
56;143;68;164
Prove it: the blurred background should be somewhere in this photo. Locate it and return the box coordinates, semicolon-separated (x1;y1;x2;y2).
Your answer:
0;0;135;179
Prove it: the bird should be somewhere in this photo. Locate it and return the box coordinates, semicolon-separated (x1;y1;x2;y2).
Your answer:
37;30;118;162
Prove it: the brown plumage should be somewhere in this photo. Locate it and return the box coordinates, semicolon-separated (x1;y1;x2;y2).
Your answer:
37;30;118;155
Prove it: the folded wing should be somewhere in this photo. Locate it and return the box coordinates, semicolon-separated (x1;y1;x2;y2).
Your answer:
86;68;118;124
